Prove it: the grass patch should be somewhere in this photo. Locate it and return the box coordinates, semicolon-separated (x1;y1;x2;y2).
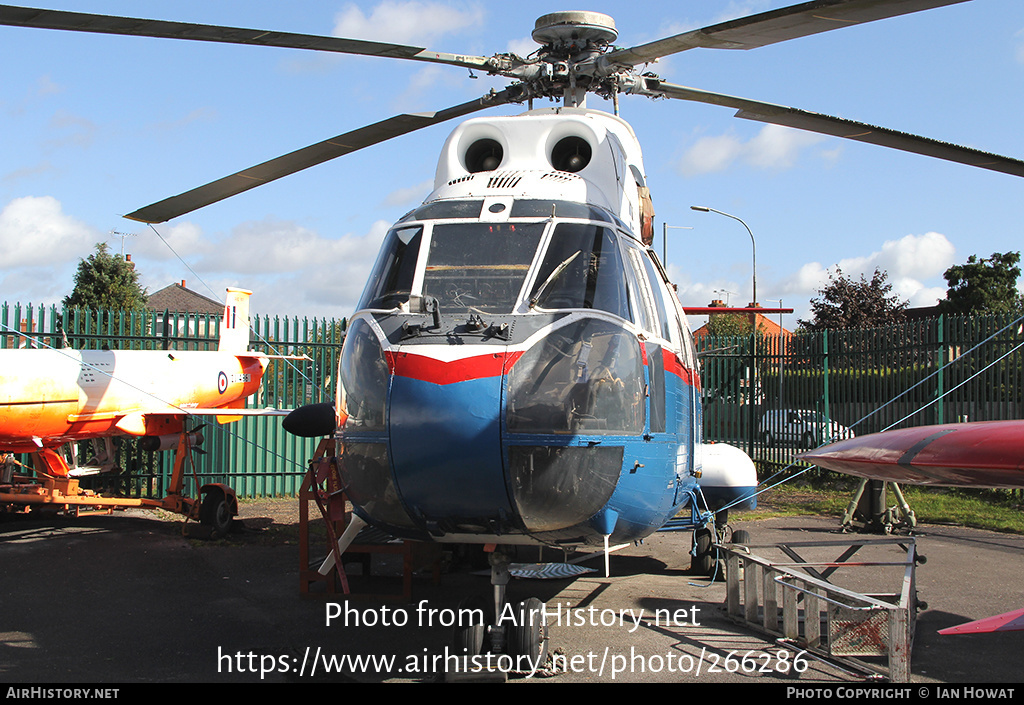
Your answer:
900;487;1024;533
740;479;1024;534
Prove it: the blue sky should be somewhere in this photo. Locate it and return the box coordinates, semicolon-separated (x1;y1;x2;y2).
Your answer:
2;0;1022;326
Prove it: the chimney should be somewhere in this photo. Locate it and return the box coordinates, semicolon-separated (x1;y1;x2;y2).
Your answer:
180;280;187;288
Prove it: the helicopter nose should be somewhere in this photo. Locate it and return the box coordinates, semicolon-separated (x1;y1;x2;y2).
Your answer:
387;350;517;535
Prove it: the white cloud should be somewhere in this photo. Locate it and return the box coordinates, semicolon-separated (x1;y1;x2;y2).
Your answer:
382;179;433;207
0;196;96;268
45;110;97;150
679;133;744;175
194;219;339;274
777;232;957;316
694;2;773;27
131;221;211;262
746;125;825;170
334;1;484;45
152;107;218;134
836;231;955;281
171;218;392;317
392;63;470;107
2;161;57;185
679;125;826;176
507;36;537;59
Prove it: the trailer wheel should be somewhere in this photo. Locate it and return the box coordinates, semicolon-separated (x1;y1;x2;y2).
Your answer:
200;489;233;535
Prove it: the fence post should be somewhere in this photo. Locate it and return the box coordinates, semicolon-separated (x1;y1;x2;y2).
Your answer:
935;314;945;425
822;329;830;439
748;330;756;455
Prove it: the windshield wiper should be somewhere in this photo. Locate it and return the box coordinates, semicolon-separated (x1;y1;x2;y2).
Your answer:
530;251;581;308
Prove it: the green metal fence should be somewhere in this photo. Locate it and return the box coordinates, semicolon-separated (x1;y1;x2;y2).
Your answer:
697;313;1024;468
5;300;1022;496
1;302;345;499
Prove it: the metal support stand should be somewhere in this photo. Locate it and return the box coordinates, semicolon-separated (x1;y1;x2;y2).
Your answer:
720;537;924;683
843;479;917;534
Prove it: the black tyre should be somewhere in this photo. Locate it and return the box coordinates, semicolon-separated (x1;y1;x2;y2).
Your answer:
199;490;232;535
509;597;548;665
732;529;751;545
453;594;488;658
692;527;714;576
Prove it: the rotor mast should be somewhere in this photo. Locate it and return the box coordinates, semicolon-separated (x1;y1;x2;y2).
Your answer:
530;11;618;109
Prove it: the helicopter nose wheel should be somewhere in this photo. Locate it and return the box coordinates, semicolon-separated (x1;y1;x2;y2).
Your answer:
509;597;548;664
449;550;549;678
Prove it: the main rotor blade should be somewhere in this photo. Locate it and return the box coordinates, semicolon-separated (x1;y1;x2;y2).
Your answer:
602;0;969;69
645;78;1024;178
0;4;492;70
124;89;522;224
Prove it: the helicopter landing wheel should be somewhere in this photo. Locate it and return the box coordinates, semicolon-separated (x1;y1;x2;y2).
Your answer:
508;597;548;665
692;527;714;576
453;593;489;658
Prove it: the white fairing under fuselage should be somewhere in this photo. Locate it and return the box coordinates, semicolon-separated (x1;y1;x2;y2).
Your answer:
333;108;753;547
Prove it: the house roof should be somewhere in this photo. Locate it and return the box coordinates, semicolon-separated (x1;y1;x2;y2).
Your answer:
147;282;223;316
691;303;792;340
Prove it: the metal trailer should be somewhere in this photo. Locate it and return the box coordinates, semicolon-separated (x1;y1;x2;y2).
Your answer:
719;537;924;682
0;432;237;536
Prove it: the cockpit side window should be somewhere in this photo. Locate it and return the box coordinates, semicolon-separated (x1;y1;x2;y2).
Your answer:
530;223;631;321
623;245;658;336
639;250;675;343
357;226;423;310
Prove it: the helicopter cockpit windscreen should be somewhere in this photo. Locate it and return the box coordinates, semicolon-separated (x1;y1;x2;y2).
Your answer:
529;223;631;321
421;222;545;314
357;225;423;311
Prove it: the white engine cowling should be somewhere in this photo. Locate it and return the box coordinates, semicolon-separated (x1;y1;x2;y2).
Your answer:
697;442;757;512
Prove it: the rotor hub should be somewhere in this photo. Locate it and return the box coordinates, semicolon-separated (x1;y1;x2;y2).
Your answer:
532;11;617;47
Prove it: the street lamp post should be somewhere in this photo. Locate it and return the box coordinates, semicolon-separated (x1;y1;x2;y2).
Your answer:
661;223;693;267
690;206;756;307
691;205;758;455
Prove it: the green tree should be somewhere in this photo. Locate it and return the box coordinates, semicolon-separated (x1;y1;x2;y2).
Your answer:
64;242;147;311
937;251;1024;316
706;311;753;337
799;267;907;331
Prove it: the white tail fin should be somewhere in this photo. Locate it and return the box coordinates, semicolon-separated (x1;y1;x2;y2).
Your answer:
218;288;252;352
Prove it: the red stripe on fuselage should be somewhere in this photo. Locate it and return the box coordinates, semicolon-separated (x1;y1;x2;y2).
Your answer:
662;348;700;389
387;350;523;385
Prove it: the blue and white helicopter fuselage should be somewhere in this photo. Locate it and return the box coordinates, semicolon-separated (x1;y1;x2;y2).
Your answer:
332;108;756;550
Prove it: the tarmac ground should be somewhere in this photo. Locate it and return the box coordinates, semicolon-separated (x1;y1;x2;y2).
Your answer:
1;502;1022;685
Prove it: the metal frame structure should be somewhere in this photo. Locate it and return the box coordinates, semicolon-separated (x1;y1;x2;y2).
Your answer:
719;537;923;682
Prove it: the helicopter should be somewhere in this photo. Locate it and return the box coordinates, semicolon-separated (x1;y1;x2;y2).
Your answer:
4;0;1024;667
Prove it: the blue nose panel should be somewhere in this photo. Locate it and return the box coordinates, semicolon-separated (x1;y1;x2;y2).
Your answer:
388;374;513;530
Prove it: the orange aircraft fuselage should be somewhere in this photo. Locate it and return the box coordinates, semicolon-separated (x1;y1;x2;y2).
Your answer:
0;347;268;454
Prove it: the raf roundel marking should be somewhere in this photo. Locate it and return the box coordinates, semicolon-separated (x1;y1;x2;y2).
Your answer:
217;371;229;395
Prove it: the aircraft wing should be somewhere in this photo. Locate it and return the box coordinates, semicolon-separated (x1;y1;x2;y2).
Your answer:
114;407;291;435
797;420;1024;489
938;608;1024;635
180;407;291;416
183;407;292;425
